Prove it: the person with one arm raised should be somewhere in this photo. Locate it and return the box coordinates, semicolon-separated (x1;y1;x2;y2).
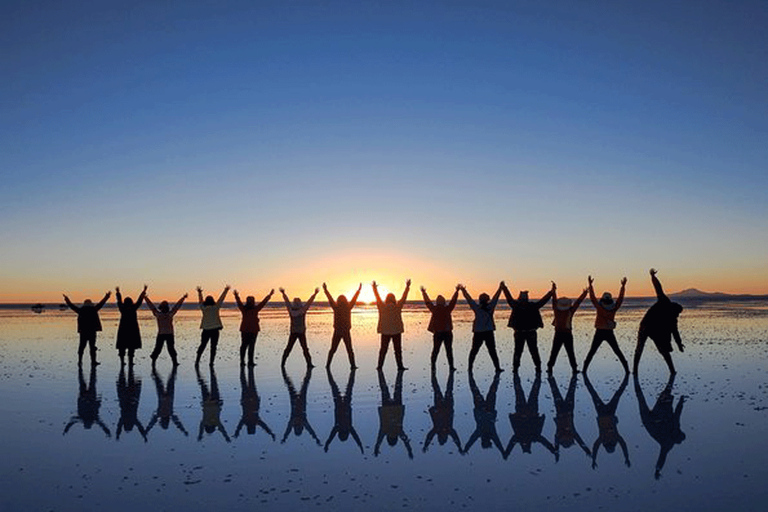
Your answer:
323;282;362;369
634;269;685;375
233;288;274;367
63;290;111;366
279;287;319;367
373;279;411;371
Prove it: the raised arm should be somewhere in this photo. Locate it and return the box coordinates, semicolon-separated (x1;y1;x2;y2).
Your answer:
217;285;231;306
573;287;589;310
490;282;503;310
322;283;336;308
616;277;627;309
171;293;188;315
115;287;123;306
144;295;157;314
551;283;558;311
96;291;111;310
280;288;291;309
134;285;147;309
371;281;383;307
587;276;598;307
349;283;362;308
448;286;460;311
649;268;667;300
421;286;434;311
459;285;476;309
398;279;411;307
63;294;79;313
256;289;274;311
305;288;319;310
535;282;555;308
233;290;243;310
501;282;515;306
196;286;204;306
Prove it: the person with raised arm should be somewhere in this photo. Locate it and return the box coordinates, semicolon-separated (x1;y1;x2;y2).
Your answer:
547;282;589;373
323;282;362;369
115;285;147;367
421;285;460;370
279;287;319;367
502;281;554;373
460;283;504;373
634;269;685;374
195;285;230;367
233;288;274;367
582;276;630;374
63;290;111;366
373;279;411;371
145;292;187;367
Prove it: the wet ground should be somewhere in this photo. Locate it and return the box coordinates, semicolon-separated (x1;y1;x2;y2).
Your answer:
1;300;767;511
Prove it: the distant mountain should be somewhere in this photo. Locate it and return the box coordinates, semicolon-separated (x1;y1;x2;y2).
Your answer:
669;288;766;299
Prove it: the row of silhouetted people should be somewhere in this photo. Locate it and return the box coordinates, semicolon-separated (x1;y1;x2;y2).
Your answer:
63;269;684;375
63;365;685;479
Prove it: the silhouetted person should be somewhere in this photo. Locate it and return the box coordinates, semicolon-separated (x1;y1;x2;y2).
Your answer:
374;369;413;458
197;365;231;442
145;293;187;367
463;370;504;457
325;368;363;453
548;373;590;461
279;287;319;367
233;365;273;440
63;291;111;366
461;283;504;373
634;269;685;374
63;365;111;438
146;366;188;437
195;285;230;367
234;288;273;367
116;365;147;442
584;373;630;469
548;283;589;373
502;281;554;373
582;276;630;374
634;373;686;479
323;282;362;369
421;285;460;370
115;285;147;366
374;279;411;370
504;373;556;459
281;367;320;445
423;368;462;454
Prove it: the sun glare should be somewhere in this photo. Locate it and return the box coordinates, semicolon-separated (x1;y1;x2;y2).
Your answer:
348;283;390;305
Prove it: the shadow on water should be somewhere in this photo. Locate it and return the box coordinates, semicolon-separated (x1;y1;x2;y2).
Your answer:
548;373;591;462
197;366;232;442
634;374;687;479
116;365;147;442
505;373;556;460
584;373;630;469
146;366;188;437
324;368;364;453
63;365;111;438
375;369;413;459
464;370;504;457
423;368;462;454
281;366;321;445
232;365;272;441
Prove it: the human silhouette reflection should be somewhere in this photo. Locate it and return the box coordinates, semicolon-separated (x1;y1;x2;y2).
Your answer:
146;366;188;437
281;367;320;445
423;369;462;454
548;374;590;461
504;374;556;459
634;374;686;479
374;369;413;458
324;368;363;453
63;365;110;437
197;366;231;442
584;373;630;469
116;365;147;441
463;370;504;457
233;365;273;440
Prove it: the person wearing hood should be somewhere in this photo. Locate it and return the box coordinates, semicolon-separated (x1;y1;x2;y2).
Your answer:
582;276;630;374
633;269;685;374
547;282;589;373
421;285;460;370
234;288;274;367
373;279;411;371
63;290;111;366
145;292;187;367
280;287;319;367
195;285;230;367
115;285;147;367
502;281;554;373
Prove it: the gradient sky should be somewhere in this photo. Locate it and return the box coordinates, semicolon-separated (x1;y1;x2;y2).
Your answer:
2;0;767;302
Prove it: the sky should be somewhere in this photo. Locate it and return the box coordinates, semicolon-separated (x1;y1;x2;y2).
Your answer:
1;0;767;302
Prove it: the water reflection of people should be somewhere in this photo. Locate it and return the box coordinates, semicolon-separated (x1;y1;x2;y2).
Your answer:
584;373;630;469
146;366;188;437
63;365;111;437
233;365;273;440
281;367;320;445
279;287;319;367
324;368;363;454
116;365;147;441
463;370;504;457
197;366;232;442
63;291;111;366
373;279;411;371
323;283;362;369
423;368;462;454
115;285;147;367
634;374;686;479
460;283;504;373
501;281;554;374
583;276;630;374
374;369;413;458
504;374;556;459
548;374;590;461
633;269;685;375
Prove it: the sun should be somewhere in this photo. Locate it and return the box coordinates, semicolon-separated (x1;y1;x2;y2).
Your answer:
346;283;390;305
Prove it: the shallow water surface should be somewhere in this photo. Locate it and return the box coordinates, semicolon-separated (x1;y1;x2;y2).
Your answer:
1;301;767;511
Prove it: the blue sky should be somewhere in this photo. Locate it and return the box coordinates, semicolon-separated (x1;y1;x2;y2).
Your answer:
1;1;767;300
